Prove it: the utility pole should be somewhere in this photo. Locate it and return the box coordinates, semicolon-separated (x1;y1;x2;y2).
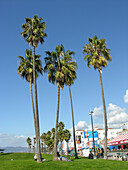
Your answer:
89;111;95;154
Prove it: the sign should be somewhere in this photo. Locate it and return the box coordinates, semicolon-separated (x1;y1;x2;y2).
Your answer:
84;131;98;138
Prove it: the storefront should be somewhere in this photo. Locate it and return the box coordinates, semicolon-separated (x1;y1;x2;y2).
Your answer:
108;133;128;149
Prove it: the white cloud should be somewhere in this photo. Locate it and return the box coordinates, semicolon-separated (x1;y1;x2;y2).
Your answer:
69;102;128;133
93;106;103;119
69;121;89;133
75;121;89;130
69;121;89;140
124;90;128;103
108;103;128;128
90;103;128;129
0;133;28;147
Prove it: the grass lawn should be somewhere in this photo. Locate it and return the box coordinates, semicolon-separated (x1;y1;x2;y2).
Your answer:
0;153;128;170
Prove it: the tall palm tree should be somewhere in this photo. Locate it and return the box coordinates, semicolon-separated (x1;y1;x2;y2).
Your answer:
64;129;71;154
58;121;65;155
27;137;32;153
62;51;78;158
83;35;111;159
17;49;43;139
44;44;65;160
21;15;47;162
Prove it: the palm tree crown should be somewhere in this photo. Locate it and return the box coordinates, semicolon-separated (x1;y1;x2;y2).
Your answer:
64;129;71;143
21;15;47;47
83;35;111;71
44;45;77;88
44;44;65;89
17;49;43;82
27;137;32;144
26;137;32;152
62;51;77;86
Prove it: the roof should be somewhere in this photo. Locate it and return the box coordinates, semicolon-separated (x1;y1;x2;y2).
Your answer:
108;133;128;146
76;129;83;131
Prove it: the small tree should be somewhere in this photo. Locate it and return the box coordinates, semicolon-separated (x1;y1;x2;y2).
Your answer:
27;137;32;153
45;131;52;152
33;137;36;153
64;129;71;154
33;145;35;153
40;132;46;153
41;142;43;153
58;121;65;155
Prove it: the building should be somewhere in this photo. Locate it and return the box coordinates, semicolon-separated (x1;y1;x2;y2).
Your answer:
95;127;122;140
63;127;122;152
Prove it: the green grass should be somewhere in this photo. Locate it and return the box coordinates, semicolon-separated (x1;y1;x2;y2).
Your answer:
0;153;128;170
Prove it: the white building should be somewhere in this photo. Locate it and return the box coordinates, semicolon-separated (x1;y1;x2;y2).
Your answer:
63;127;122;151
95;127;122;141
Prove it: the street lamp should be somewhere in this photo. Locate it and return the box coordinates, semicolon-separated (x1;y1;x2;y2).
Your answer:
89;111;95;155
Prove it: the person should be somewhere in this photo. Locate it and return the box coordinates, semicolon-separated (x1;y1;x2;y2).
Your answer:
97;148;100;158
34;154;46;161
34;154;37;161
57;152;60;157
101;148;104;158
57;151;72;161
88;151;93;159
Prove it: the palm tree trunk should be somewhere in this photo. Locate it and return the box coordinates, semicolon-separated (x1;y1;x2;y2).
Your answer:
68;85;78;159
32;46;42;162
29;78;36;137
99;70;107;160
29;145;31;153
67;142;68;154
61;141;63;156
41;143;43;153
53;86;60;161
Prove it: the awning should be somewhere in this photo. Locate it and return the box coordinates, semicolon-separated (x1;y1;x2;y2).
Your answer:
108;133;128;146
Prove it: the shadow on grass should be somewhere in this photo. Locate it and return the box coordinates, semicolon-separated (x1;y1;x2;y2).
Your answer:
0;153;13;156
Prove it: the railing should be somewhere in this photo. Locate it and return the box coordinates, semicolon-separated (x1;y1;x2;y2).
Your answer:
109;149;128;153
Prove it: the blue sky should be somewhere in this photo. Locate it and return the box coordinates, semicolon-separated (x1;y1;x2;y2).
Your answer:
0;0;128;147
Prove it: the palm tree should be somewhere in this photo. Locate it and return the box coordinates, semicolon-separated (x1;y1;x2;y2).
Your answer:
21;15;47;162
27;137;32;153
41;142;43;153
44;45;65;160
40;132;47;153
33;137;36;153
51;128;55;153
46;131;52;153
17;49;42;137
51;128;55;136
62;51;78;158
32;145;35;153
58;121;65;155
64;129;71;154
83;35;111;159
